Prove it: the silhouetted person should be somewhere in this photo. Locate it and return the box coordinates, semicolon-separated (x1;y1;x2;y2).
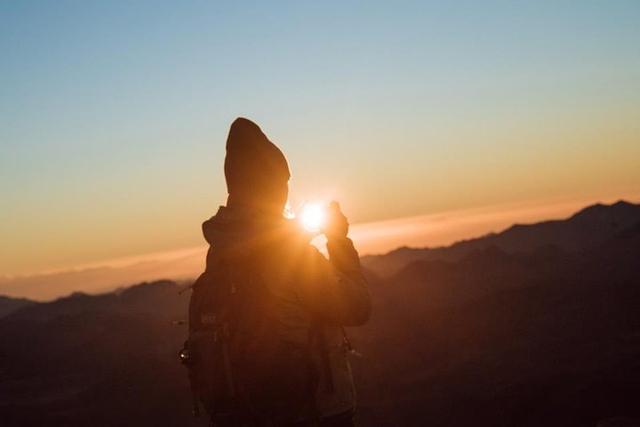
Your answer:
183;118;370;426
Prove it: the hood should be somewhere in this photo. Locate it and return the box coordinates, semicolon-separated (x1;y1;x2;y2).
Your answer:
202;206;308;255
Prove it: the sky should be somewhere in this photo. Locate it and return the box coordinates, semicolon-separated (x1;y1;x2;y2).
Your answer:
1;1;639;294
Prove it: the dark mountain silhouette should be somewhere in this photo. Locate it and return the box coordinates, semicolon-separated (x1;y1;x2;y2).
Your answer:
0;200;639;426
351;204;640;426
362;200;640;276
0;295;35;319
0;280;202;426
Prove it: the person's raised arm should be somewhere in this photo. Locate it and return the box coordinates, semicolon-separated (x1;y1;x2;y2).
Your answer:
299;202;371;326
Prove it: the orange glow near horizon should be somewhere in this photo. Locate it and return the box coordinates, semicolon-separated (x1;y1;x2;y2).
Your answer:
3;194;637;301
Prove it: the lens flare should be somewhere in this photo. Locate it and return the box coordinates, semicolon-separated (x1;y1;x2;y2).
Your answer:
300;202;327;233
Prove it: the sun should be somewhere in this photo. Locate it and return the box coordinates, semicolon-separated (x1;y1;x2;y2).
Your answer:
300;202;327;233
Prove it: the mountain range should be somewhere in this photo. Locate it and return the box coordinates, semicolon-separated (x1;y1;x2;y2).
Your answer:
361;200;640;277
1;200;639;426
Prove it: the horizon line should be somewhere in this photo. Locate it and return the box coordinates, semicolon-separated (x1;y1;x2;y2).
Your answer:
3;194;637;281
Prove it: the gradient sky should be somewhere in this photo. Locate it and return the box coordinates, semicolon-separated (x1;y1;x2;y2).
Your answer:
2;1;639;278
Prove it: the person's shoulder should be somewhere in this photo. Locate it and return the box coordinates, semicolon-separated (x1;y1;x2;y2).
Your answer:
273;219;312;246
271;223;326;262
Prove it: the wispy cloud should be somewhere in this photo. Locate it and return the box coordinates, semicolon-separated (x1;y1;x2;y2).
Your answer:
0;247;207;301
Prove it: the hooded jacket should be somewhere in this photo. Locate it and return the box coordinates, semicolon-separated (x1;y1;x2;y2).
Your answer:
199;205;370;419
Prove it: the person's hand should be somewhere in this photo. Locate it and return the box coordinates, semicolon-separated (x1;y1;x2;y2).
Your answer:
323;201;349;240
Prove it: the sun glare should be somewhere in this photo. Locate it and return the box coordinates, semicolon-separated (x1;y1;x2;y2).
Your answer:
300;202;327;233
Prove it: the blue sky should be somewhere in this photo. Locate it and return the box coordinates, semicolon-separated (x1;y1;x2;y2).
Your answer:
1;1;639;276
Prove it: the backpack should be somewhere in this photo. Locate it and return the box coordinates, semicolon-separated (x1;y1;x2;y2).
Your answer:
181;250;319;424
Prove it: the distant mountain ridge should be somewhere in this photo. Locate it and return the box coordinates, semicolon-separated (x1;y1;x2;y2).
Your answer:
0;295;35;319
4;280;187;323
361;200;640;276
